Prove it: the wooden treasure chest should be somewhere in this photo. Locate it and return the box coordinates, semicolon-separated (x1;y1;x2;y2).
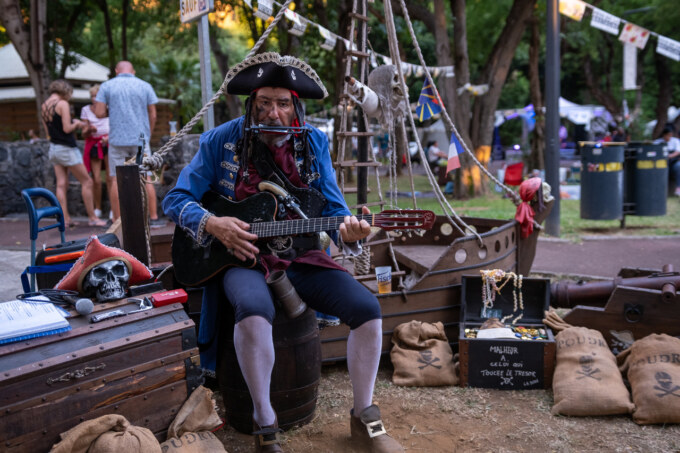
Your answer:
458;275;556;389
0;300;202;452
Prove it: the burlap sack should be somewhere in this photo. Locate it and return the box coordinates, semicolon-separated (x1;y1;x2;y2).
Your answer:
618;334;680;425
390;320;457;386
551;327;633;416
160;385;227;453
51;414;161;453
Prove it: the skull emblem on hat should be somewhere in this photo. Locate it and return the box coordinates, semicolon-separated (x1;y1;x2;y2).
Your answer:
82;259;130;302
54;236;153;302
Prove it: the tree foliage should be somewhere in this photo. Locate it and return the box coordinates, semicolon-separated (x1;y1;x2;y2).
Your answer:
2;0;680;163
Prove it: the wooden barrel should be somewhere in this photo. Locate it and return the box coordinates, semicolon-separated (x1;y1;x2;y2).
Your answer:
217;307;321;434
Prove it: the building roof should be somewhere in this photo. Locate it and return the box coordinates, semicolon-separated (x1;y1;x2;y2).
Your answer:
0;43;110;84
0;86;93;103
0;44;175;105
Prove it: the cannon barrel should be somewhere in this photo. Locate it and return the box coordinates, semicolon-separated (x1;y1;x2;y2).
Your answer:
551;264;679;308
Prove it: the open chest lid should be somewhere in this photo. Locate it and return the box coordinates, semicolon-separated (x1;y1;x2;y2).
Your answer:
461;275;550;325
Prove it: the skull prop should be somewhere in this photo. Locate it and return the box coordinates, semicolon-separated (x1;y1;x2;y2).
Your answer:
82;259;130;302
367;65;409;128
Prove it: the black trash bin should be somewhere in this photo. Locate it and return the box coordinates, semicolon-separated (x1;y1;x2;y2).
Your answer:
624;142;668;216
580;143;624;220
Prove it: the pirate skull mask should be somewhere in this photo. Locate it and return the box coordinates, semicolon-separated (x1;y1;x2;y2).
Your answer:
82;259;130;301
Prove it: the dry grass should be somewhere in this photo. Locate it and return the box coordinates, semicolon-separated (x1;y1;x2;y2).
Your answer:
213;364;680;452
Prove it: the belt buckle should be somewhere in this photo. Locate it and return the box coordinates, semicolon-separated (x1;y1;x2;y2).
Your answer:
365;420;386;438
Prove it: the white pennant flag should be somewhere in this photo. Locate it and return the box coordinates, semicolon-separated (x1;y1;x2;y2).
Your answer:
317;25;336;51
254;0;273;20
243;0;253;9
657;36;680;62
590;8;620;35
284;9;307;36
623;43;637;90
619;23;650;50
559;0;586;22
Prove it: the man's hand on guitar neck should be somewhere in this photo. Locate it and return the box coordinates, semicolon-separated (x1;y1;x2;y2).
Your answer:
206;215;259;261
339;206;372;244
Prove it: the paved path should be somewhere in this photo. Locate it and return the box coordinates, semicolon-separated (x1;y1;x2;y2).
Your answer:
533;236;680;278
1;214;678;300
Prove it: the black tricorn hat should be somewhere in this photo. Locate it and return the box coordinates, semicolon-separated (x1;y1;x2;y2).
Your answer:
225;52;328;100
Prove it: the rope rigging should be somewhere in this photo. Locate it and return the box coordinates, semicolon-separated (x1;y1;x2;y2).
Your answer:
135;0;544;261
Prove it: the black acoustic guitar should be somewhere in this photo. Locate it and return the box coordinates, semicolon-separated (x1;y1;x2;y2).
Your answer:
171;190;436;287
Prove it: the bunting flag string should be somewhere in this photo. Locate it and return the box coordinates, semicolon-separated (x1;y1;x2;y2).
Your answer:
560;0;679;62
239;0;454;78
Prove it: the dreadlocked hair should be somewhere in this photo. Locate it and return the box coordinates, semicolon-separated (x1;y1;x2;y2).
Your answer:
237;93;256;183
292;96;314;184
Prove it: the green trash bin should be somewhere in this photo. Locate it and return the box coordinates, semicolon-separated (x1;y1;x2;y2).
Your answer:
580;143;624;220
624;142;668;216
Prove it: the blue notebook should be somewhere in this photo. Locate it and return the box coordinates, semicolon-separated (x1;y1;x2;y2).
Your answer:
0;297;72;345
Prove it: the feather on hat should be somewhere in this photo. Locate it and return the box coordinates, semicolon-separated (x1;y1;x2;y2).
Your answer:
225;52;328;99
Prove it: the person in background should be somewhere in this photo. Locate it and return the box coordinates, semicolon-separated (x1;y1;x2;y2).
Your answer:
28;129;40;144
559;123;568;148
81;84;110;220
654;126;680;197
426;140;446;169
611;126;627;143
40;80;107;228
93;61;165;228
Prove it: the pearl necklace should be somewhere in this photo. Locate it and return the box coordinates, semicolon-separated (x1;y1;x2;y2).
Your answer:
480;269;524;324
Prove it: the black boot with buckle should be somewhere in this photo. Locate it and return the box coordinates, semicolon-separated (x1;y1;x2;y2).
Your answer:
253;417;283;453
350;405;404;452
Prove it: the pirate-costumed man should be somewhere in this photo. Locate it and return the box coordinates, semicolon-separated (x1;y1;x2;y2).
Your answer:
163;53;404;452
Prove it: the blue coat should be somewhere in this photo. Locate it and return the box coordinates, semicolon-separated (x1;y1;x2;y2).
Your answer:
162;116;351;371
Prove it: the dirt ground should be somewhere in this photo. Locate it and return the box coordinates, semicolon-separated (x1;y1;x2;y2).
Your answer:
211;362;680;453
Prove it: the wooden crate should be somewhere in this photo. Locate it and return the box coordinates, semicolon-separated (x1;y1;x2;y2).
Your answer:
458;275;555;389
0;300;202;452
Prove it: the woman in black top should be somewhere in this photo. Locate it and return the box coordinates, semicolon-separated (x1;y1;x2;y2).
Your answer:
41;80;107;227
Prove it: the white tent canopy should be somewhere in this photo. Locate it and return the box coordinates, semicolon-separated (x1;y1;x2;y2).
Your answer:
0;43;109;84
494;97;609;129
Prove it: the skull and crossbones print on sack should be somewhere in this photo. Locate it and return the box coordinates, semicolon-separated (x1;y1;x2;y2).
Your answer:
618;334;680;424
551;327;634;416
390;320;457;387
55;236;153;302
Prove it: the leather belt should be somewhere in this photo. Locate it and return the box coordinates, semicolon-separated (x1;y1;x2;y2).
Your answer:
265;234;322;260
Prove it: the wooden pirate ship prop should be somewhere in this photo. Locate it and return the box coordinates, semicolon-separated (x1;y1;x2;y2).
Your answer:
120;0;553;363
312;0;553;361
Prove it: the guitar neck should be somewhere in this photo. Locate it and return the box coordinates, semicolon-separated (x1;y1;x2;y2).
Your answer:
249;215;373;238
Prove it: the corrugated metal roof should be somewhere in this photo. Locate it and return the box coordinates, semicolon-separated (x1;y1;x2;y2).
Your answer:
0;43;109;83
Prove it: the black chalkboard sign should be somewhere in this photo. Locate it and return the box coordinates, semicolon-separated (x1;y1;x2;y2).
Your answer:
466;337;545;389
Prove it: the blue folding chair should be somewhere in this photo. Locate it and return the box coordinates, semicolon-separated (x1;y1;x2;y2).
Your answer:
21;188;67;292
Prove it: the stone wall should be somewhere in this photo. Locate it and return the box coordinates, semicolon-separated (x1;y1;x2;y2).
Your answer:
0;135;200;218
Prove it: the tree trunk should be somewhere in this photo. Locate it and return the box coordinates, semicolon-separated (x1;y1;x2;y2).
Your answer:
652;52;671;139
96;0;116;77
208;28;242;120
59;0;87;79
121;0;129;61
468;0;536;195
0;0;50;137
527;13;544;173
450;0;472;197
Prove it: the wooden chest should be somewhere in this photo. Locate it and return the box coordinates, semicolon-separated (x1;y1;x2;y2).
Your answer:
458;275;556;389
0;300;202;453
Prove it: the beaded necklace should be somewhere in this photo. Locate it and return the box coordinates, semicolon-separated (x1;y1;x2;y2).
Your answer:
480;269;524;324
